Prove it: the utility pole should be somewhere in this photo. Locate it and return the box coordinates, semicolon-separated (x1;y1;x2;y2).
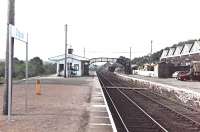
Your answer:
150;40;153;55
129;47;132;74
84;47;85;58
129;47;132;61
64;24;67;78
149;40;153;64
3;0;15;115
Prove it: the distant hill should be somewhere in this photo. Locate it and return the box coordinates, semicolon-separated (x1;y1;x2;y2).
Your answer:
132;38;200;66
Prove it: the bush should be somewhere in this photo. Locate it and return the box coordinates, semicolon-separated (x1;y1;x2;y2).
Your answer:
0;57;56;80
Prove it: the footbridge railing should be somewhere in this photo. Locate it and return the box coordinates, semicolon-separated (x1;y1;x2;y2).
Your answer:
89;57;117;64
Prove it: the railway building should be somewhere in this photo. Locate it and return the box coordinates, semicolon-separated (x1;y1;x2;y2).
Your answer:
49;49;89;77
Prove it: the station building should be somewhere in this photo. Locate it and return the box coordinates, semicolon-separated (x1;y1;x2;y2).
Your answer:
49;51;89;77
160;41;200;66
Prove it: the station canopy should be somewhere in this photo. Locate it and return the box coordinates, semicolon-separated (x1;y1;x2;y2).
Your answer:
48;54;89;62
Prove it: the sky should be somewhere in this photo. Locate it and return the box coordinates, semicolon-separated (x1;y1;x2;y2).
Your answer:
1;0;200;61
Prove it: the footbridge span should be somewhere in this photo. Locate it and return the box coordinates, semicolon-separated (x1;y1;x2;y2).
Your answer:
89;57;117;64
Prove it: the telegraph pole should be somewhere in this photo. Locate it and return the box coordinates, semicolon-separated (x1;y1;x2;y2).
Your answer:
129;47;132;60
3;0;15;115
149;40;153;64
129;47;132;74
150;40;153;55
84;47;85;58
64;24;67;78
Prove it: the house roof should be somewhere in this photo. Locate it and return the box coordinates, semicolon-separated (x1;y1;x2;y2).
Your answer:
48;54;89;62
160;41;200;59
168;47;176;56
161;49;169;58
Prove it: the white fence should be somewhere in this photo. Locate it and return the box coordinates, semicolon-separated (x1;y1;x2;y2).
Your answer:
133;70;158;77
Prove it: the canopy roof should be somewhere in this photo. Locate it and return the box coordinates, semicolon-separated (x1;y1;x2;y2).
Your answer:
48;54;89;62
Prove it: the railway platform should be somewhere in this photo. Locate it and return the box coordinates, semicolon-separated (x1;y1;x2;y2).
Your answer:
0;76;115;132
86;77;116;132
117;73;200;110
129;74;200;92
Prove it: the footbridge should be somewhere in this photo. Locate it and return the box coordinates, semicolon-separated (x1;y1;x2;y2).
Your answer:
89;57;117;64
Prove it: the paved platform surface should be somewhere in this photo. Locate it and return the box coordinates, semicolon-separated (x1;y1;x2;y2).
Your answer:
128;74;200;93
86;77;115;132
0;76;114;132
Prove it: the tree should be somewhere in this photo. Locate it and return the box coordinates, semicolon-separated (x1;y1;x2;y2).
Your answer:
29;57;44;77
117;56;132;74
13;58;25;79
12;57;25;79
0;61;5;77
43;62;56;75
150;50;163;63
132;50;163;66
1;57;56;80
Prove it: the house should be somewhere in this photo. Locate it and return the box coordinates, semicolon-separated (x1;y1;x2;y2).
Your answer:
49;53;89;77
160;41;200;66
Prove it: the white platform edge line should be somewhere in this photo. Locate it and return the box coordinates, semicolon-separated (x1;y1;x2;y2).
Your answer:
90;123;112;126
93;116;110;119
95;78;118;132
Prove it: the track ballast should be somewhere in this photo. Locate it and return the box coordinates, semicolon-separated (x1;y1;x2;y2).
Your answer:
97;71;200;132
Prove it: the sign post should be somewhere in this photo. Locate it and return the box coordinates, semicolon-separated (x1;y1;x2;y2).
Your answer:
8;25;12;120
4;0;15;116
7;24;28;120
25;33;28;112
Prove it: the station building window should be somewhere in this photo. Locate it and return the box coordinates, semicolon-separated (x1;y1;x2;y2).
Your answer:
74;64;79;71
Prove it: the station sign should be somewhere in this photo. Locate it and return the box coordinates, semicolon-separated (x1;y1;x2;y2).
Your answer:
7;24;29;121
9;24;28;43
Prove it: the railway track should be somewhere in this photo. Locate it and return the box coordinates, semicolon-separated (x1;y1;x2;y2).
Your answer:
97;71;200;132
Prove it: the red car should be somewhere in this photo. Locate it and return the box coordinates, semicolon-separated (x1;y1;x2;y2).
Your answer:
177;71;190;81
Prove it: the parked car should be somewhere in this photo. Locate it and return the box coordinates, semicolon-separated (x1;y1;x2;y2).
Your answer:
172;71;182;78
176;61;200;81
177;71;190;81
172;71;187;79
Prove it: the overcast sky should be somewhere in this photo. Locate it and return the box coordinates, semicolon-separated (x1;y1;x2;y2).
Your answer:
1;0;200;61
